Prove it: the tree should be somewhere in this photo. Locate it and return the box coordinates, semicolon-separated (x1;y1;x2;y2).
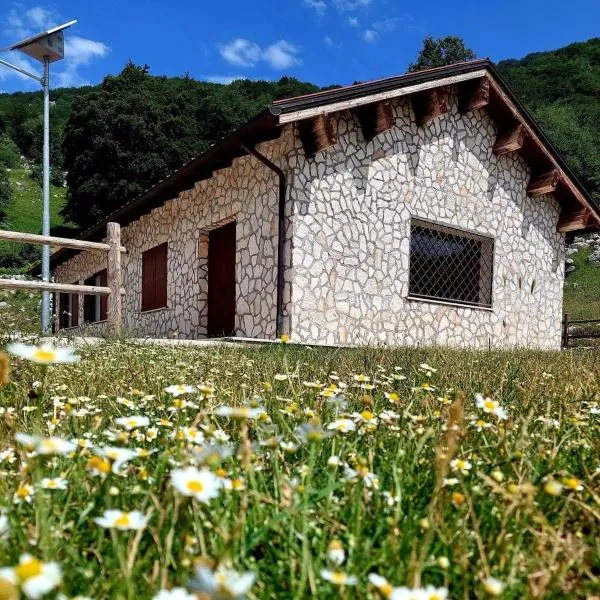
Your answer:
409;36;476;72
0;134;20;169
61;64;319;228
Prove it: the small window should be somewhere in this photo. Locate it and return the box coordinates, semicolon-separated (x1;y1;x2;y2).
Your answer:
142;243;168;312
408;219;494;308
83;270;107;323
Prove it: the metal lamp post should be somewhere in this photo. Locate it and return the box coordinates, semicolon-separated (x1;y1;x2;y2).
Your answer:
0;20;76;333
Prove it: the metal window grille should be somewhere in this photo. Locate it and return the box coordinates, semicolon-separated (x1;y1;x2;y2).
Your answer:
409;219;494;308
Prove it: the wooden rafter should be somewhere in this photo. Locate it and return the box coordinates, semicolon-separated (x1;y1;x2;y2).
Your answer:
527;170;561;197
493;123;526;156
411;88;448;127
458;77;489;114
298;114;336;157
558;208;591;233
356;100;394;141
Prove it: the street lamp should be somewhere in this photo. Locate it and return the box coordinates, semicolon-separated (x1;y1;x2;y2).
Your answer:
0;20;77;333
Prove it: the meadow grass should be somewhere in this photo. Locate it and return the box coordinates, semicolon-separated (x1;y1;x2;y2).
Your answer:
0;340;598;599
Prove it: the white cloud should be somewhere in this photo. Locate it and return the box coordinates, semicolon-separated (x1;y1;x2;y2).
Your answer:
262;40;302;69
324;35;334;46
304;0;327;14
54;36;110;87
25;6;54;29
220;38;302;71
219;38;262;67
348;16;360;27
333;0;371;10
363;29;377;43
204;75;250;84
0;51;37;82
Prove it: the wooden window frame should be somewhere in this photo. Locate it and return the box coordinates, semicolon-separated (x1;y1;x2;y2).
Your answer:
141;243;168;313
57;285;80;330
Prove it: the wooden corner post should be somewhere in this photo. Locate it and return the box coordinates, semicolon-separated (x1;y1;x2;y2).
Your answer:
107;222;122;333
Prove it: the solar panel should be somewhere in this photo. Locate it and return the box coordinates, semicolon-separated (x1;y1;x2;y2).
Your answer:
8;20;77;63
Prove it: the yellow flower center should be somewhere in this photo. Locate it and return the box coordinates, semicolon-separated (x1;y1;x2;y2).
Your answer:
456;460;466;469
88;456;111;474
330;572;347;584
361;410;373;420
483;400;496;411
232;479;244;490
46;480;58;489
563;477;581;490
115;513;131;528
32;348;57;363
186;480;204;493
215;468;227;478
15;486;30;498
15;558;43;581
126;420;138;428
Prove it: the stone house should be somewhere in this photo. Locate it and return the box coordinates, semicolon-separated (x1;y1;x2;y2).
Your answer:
51;59;600;349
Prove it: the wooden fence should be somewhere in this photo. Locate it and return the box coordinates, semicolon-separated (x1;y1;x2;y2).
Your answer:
561;313;600;348
0;222;124;332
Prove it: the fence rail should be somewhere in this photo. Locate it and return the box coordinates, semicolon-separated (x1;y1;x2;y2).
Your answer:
562;313;600;348
0;222;123;333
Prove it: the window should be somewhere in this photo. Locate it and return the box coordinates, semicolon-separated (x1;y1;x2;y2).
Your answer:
408;219;494;308
83;270;107;323
58;288;79;329
142;243;167;312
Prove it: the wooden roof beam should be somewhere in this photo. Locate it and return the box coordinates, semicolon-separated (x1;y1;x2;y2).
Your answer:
527;169;561;197
493;123;526;156
558;208;591;233
356;100;394;142
298;114;336;157
458;77;489;114
411;88;448;127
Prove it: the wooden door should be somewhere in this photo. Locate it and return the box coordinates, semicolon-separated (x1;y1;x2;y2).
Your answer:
208;222;236;337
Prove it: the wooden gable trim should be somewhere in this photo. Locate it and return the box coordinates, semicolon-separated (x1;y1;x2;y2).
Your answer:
356;100;394;141
298;114;336;157
411;88;448;127
527;169;561;197
493;123;526;156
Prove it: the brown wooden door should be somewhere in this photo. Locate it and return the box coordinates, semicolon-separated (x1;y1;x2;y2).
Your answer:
208;222;236;337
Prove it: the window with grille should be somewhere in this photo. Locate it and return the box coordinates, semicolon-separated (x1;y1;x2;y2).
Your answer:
408;219;494;308
142;243;168;312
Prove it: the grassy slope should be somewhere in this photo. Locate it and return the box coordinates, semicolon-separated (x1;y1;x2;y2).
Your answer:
0;168;77;265
563;247;600;319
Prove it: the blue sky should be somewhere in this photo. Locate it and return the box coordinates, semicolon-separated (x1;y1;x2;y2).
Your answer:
1;0;599;93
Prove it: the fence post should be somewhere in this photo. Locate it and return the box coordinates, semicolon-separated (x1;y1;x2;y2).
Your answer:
107;222;122;334
561;313;569;349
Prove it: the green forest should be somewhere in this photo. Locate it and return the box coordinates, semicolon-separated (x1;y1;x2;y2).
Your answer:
0;36;599;255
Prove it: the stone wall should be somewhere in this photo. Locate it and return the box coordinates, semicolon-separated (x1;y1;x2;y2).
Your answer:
286;88;565;349
53;133;293;339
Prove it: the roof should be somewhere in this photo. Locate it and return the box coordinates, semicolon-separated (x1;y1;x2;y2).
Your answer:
51;59;600;267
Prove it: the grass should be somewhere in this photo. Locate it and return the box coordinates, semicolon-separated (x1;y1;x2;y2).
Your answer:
563;246;600;320
0;168;77;266
0;338;598;599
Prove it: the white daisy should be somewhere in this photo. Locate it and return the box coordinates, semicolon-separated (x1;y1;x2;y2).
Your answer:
152;588;197;600
94;509;148;530
165;384;197;397
115;416;150;430
190;565;256;599
475;394;508;420
320;569;357;586
170;467;221;503
326;419;356;433
0;554;62;599
214;406;263;420
39;477;68;491
7;343;78;365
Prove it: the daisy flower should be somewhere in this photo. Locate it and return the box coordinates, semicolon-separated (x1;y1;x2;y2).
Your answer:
327;419;356;433
39;477;68;491
214;406;263;420
170;467;221;503
450;458;472;475
95;447;138;473
15;434;76;456
94;509;148;530
561;476;583;492
368;573;394;597
320;570;357;586
165;385;197;397
0;554;62;599
327;540;345;566
115;416;150;430
189;565;255;598
475;394;508;420
7;343;79;365
543;479;563;496
13;483;34;504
